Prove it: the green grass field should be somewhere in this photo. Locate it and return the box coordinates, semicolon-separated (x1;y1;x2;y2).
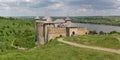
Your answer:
65;34;120;49
0;39;120;60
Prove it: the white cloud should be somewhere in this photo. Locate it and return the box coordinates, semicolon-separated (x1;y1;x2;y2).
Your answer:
0;0;120;16
0;0;35;3
46;3;64;10
25;0;30;2
117;0;120;1
0;0;16;2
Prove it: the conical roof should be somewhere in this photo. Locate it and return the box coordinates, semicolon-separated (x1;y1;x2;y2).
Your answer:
65;21;72;27
65;17;71;21
43;15;53;23
35;16;40;20
43;14;48;20
54;19;65;23
47;15;52;21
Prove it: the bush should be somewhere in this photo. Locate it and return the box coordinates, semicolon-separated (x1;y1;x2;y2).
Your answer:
13;37;35;48
89;30;98;34
99;31;105;35
109;31;120;34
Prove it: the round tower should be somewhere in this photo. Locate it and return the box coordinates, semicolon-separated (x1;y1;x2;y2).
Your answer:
65;16;72;27
35;16;45;45
43;15;55;42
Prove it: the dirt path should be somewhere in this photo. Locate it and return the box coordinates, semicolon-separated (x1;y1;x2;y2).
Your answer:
117;37;120;42
58;38;120;54
11;39;26;50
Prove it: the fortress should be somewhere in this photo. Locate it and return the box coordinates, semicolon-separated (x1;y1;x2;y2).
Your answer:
35;15;89;45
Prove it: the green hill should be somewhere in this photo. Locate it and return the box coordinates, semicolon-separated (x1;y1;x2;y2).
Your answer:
65;34;120;49
0;17;35;53
0;39;120;60
0;16;120;60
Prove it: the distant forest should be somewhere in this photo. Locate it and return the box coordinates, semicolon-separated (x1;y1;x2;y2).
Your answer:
70;16;120;26
3;16;120;26
51;16;120;26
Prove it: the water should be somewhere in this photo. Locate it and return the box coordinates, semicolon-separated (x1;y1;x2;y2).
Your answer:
72;23;120;33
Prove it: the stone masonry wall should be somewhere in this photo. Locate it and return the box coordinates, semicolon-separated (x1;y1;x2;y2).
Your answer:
47;27;66;41
69;27;89;36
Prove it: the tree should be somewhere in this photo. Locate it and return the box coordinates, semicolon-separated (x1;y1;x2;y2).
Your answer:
89;30;97;35
109;31;120;34
99;31;105;35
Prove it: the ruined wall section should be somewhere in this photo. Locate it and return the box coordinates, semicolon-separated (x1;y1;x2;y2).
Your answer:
69;27;89;36
47;27;66;41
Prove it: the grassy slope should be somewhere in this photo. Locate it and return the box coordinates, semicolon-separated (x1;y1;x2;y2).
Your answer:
0;39;120;60
0;18;35;53
65;34;120;49
0;17;120;60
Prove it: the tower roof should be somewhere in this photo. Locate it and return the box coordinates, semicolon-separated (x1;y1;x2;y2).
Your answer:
35;16;40;20
43;15;53;23
65;21;72;27
65;17;71;21
43;14;48;20
54;19;65;23
46;15;52;22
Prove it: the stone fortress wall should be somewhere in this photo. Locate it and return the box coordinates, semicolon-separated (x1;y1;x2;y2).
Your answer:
69;27;89;36
48;27;66;41
47;27;89;41
35;15;89;45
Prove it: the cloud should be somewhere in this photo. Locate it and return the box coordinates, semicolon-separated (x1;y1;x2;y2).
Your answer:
0;0;33;3
65;0;118;10
0;0;120;16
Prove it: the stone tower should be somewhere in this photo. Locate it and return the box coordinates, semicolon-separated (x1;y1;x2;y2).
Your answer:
65;16;72;27
65;16;71;23
35;16;45;45
43;15;54;42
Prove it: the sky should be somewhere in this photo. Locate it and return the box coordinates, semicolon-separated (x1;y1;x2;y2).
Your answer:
0;0;120;16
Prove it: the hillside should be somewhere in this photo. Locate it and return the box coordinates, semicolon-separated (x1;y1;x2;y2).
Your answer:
65;34;120;49
0;39;120;60
0;16;120;60
0;17;35;53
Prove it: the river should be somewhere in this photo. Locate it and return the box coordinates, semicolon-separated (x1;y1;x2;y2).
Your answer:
72;23;120;33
